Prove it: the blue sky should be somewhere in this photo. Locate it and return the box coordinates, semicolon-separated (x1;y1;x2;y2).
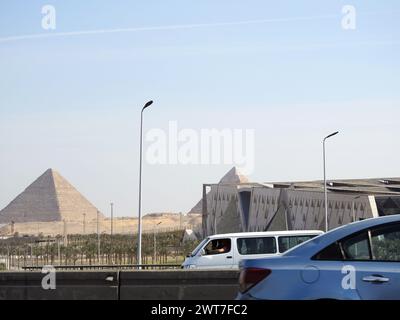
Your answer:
0;1;399;217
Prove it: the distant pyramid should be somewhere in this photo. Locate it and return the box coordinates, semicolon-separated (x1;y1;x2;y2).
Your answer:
218;167;249;184
0;169;103;223
189;167;249;214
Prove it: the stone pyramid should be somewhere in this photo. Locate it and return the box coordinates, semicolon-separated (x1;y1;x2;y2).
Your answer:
0;169;103;223
189;167;249;214
218;166;249;185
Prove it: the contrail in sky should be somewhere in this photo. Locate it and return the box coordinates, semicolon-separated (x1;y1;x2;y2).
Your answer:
0;14;342;43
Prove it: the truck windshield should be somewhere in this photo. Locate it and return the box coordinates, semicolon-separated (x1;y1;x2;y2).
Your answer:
190;238;209;257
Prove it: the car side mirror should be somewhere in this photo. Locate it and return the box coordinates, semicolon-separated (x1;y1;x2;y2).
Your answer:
200;249;206;256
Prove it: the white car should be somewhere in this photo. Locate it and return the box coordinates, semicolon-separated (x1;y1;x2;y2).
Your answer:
182;230;324;269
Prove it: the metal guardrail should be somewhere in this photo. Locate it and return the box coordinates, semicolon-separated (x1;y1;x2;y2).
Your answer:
21;264;182;271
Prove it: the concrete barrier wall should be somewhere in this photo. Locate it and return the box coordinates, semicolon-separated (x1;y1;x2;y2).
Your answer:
120;270;240;300
0;270;239;300
0;271;119;300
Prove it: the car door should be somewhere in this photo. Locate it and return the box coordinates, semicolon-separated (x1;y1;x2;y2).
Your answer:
341;222;400;300
194;238;234;269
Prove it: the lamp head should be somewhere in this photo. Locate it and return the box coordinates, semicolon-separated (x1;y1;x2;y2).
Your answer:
143;100;154;111
324;131;339;141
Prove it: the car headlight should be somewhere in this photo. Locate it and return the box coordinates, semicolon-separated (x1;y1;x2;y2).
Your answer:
185;264;196;269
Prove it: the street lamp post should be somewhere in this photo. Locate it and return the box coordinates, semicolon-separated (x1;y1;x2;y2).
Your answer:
82;213;86;234
63;219;67;247
153;221;162;263
97;210;100;263
110;203;114;236
30;245;33;267
323;131;339;232
352;196;361;222
137;100;154;267
110;202;114;264
57;240;61;266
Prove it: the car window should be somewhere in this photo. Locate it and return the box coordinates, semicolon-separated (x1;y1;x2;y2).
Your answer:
313;242;343;260
237;237;277;255
278;235;316;253
314;232;371;261
204;238;231;255
371;223;400;261
314;223;400;262
342;232;371;260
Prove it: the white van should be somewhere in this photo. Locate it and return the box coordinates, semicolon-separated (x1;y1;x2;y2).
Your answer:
182;230;324;269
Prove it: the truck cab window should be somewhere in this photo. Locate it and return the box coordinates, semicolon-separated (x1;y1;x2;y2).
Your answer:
204;239;231;255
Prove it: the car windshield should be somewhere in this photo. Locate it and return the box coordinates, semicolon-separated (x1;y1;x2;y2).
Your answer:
190;238;209;257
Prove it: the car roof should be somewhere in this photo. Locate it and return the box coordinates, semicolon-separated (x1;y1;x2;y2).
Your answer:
207;230;324;239
285;214;400;257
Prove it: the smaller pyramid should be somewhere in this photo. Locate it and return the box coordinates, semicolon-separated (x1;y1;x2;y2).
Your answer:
0;169;103;223
189;167;249;214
